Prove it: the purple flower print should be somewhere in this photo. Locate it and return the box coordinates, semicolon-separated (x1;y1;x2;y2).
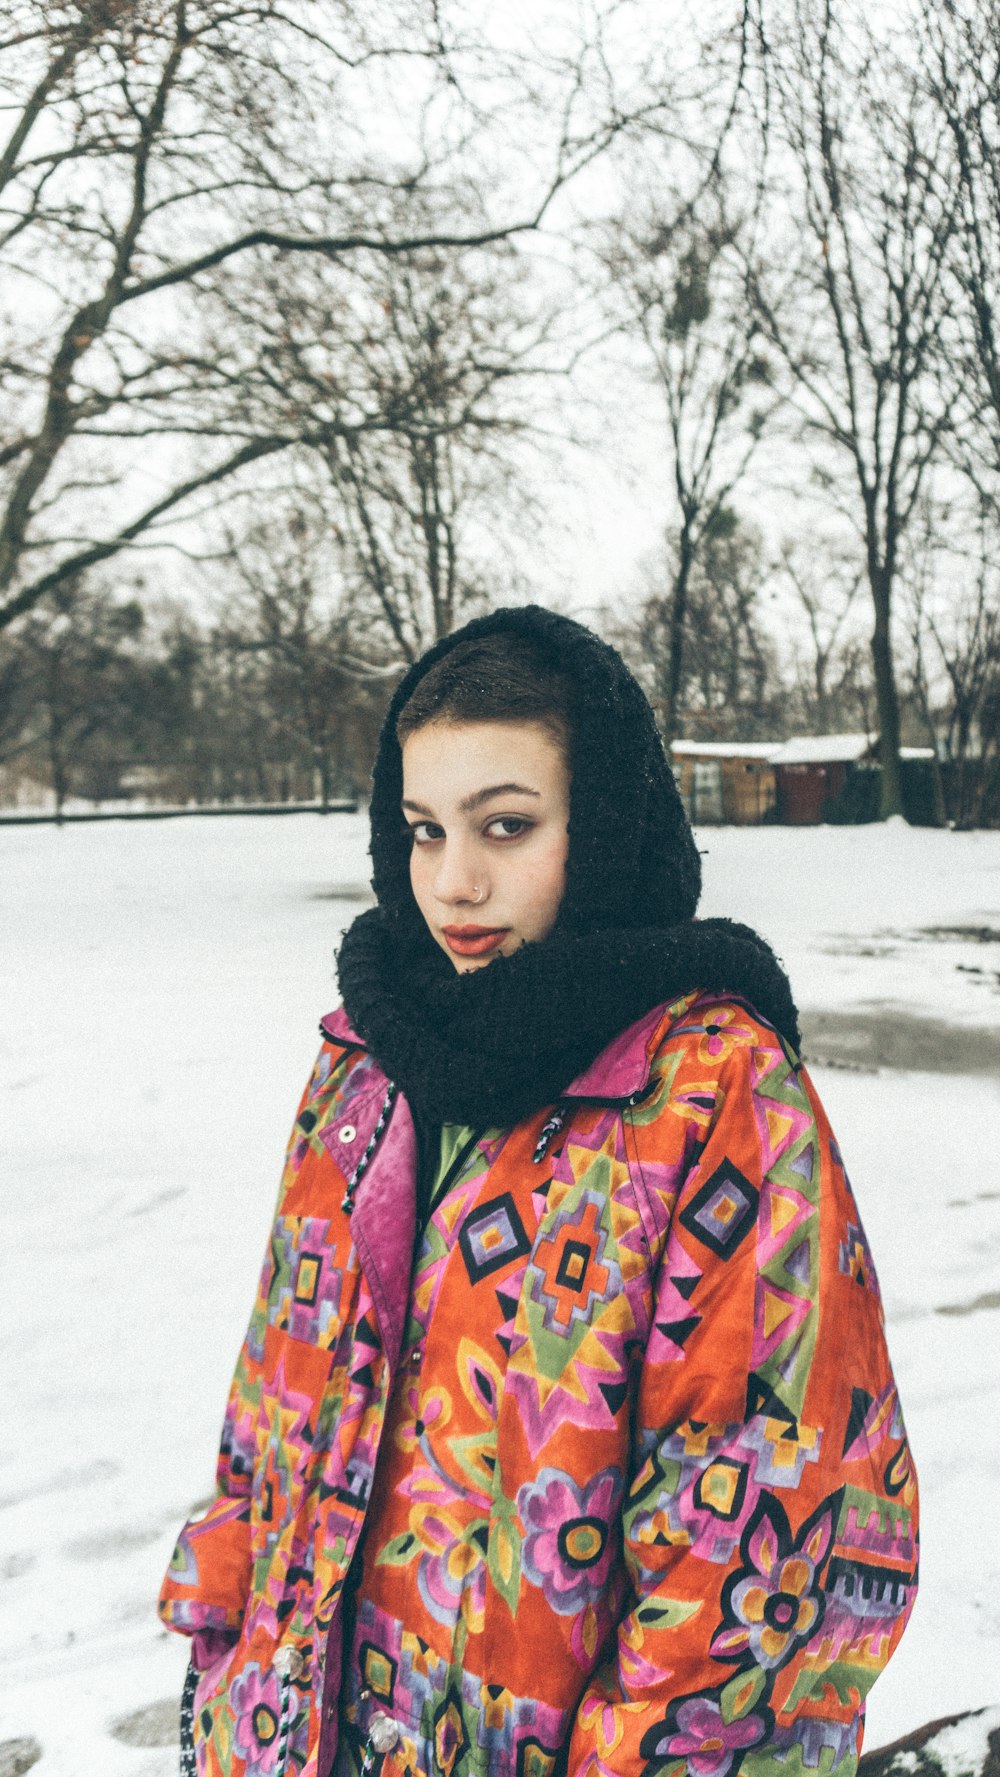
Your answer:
641;1689;771;1777
230;1661;284;1776
697;1006;757;1064
518;1466;622;1616
711;1493;834;1671
661;1696;766;1775
408;1505;488;1634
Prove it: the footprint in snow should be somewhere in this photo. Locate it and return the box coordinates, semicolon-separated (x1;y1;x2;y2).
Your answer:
0;1457;118;1512
110;1700;178;1748
0;1738;42;1777
0;1552;35;1580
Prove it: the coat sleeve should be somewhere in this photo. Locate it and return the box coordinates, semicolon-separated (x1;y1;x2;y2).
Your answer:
156;1253;269;1652
157;1046;332;1656
564;1022;919;1777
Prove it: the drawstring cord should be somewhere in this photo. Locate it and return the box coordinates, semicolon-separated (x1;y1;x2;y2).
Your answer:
344;1082;646;1202
341;1084;398;1214
532;1105;566;1164
357;1686;401;1776
532;1084;652;1166
179;1660;198;1777
272;1645;304;1771
181;1648;305;1777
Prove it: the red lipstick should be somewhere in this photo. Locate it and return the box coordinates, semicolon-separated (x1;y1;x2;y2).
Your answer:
442;925;510;957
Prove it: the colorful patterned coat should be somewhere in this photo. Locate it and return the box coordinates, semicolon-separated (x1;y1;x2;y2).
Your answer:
159;990;918;1777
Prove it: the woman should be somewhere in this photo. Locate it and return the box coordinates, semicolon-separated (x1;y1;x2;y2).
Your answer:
160;605;918;1777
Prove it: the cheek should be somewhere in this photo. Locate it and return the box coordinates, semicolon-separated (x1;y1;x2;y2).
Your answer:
519;832;568;922
409;848;431;907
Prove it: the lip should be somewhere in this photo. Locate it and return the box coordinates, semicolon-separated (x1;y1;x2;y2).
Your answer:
441;925;511;957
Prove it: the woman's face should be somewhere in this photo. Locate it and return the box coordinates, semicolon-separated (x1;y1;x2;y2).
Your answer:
402;718;571;971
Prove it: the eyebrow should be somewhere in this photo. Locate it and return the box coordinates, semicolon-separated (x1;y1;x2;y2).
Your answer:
402;782;542;818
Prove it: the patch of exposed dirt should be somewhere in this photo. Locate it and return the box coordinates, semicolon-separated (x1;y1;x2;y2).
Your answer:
800;1007;1000;1076
309;884;374;902
824;924;1000;990
936;1291;1000;1318
917;924;1000;944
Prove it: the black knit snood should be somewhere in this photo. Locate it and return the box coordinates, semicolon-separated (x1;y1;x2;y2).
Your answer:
337;907;801;1128
336;603;800;1128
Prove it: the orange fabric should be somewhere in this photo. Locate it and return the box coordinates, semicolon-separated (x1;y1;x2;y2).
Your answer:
160;994;917;1777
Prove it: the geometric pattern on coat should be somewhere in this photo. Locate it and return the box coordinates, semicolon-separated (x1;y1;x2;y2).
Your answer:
158;990;919;1777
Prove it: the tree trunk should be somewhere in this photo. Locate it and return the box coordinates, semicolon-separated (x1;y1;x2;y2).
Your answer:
930;753;944;828
50;746;68;824
910;640;947;827
869;564;905;818
664;528;695;746
954;708;971;825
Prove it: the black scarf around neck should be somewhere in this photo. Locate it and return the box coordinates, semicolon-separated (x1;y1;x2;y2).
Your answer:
336;603;800;1129
337;907;801;1128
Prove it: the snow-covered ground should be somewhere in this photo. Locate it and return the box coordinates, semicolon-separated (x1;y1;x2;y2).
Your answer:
1;814;998;1776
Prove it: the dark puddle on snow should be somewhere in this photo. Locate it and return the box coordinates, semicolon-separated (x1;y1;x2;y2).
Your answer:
823;924;1000;994
800;1008;1000;1077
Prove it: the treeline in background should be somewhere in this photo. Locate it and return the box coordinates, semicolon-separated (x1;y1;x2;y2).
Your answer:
0;0;998;826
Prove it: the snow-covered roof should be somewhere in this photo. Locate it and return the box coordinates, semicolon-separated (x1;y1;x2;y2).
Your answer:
671;740;777;760
672;734;935;766
769;734;875;765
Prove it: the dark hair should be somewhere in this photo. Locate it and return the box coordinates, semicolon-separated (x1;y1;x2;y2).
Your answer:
395;631;574;757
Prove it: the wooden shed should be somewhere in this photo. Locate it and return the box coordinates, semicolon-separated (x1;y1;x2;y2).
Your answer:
671;741;778;825
769;734;875;824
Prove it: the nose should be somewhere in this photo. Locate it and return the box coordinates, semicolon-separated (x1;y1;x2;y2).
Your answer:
432;836;486;907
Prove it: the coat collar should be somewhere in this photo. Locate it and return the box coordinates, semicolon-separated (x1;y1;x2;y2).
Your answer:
319;999;672;1106
316;998;677;1370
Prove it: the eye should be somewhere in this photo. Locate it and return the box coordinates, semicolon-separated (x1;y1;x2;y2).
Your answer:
408;821;444;845
485;816;533;841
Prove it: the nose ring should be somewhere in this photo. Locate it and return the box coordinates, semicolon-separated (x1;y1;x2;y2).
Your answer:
472;886;483;903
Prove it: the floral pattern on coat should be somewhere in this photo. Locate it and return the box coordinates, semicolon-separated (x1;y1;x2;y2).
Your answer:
159;992;918;1777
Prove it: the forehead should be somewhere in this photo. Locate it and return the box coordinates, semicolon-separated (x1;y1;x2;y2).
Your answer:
401;719;567;794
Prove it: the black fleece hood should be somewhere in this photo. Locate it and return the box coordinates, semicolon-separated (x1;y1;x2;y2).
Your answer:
337;603;800;1127
367;603;702;952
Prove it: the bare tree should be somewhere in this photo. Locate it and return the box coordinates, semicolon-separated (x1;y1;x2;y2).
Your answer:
917;0;1000;501
0;0;673;633
225;239;554;661
599;199;778;742
191;228;557;662
775;535;864;731
0;578;146;815
608;510;780;740
749;0;957;815
679;512;779;734
218;505;397;807
904;503;1000;826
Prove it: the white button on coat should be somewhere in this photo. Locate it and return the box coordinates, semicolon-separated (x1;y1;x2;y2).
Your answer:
273;1645;304;1680
338;1124;357;1144
369;1715;400;1753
